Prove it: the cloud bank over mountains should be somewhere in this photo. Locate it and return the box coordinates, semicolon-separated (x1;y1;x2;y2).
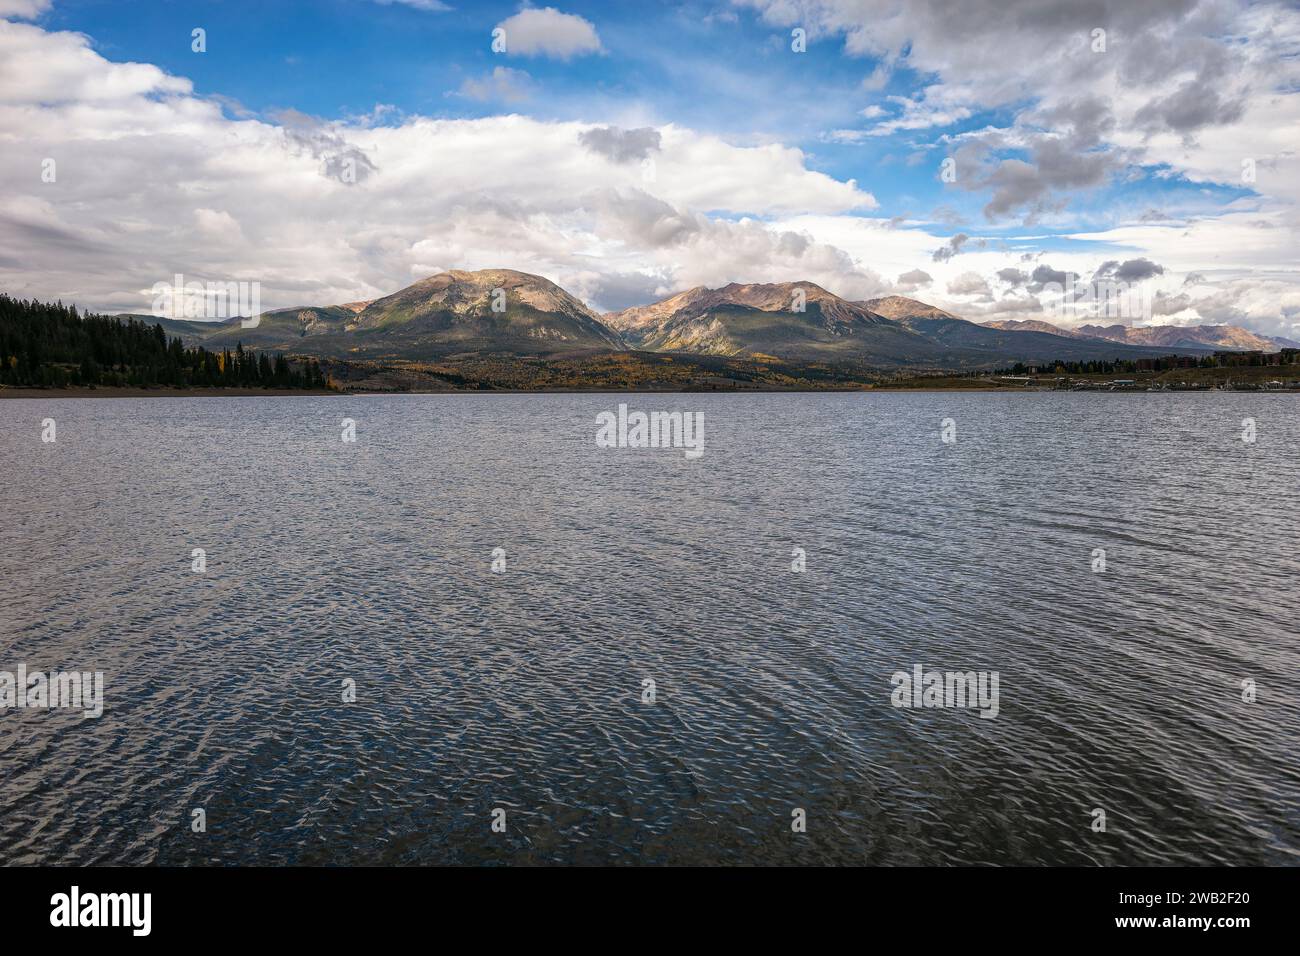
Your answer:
0;1;1297;338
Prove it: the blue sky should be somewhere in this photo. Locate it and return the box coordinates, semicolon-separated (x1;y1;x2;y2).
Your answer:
45;0;1244;235
2;0;1298;332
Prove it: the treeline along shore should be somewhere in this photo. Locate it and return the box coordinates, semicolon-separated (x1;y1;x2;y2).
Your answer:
0;295;329;392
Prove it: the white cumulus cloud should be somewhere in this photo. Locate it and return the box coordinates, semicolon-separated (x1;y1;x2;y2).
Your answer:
0;20;887;315
495;7;602;60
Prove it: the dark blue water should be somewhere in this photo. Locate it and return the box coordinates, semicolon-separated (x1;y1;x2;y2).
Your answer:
1;392;1296;864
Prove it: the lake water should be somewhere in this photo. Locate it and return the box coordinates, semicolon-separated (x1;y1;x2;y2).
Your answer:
1;392;1297;865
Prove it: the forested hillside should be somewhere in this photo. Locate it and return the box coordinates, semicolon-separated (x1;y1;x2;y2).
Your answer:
0;295;328;390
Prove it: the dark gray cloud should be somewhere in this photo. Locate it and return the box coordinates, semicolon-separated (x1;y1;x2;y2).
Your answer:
896;268;933;290
744;0;1261;224
1117;15;1239;88
578;126;662;164
981;137;1117;221
1133;80;1246;138
1027;264;1079;291
944;94;1128;223
588;271;673;313
931;232;970;262
589;189;700;247
1152;291;1193;315
1037;95;1115;149
997;267;1028;286
776;230;810;256
1094;257;1165;283
1188;289;1249;325
0;214;104;254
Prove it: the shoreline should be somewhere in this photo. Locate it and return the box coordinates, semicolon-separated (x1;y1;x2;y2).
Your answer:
2;385;1296;398
0;387;339;399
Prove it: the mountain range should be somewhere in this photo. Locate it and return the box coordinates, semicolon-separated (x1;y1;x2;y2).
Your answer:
603;281;939;363
982;318;1300;352
139;269;1292;369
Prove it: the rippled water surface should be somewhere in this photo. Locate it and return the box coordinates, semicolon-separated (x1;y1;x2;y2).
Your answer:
1;392;1297;865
